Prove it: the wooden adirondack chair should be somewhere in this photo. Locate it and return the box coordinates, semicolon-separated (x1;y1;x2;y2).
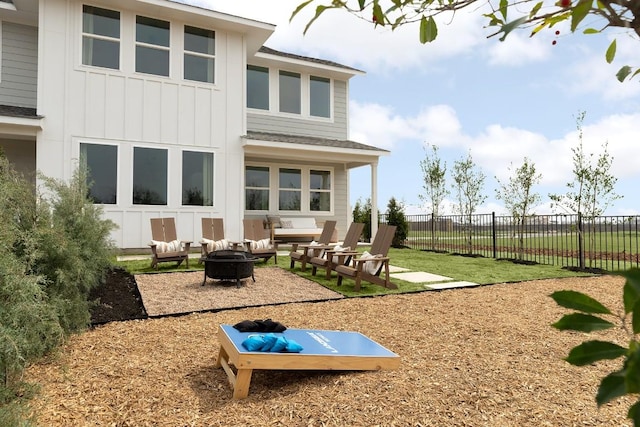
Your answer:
200;218;226;259
309;222;365;279
289;220;337;271
149;217;192;269
334;224;397;291
243;218;278;263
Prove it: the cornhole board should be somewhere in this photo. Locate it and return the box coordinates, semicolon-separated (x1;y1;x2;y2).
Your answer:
214;324;401;399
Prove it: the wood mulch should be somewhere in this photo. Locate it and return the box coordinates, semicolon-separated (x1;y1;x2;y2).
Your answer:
26;274;634;426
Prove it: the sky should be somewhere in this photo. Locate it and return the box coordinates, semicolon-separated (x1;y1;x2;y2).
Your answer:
188;0;640;216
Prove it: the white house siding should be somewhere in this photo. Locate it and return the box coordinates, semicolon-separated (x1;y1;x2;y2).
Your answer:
0;21;37;108
36;0;249;248
246;79;348;140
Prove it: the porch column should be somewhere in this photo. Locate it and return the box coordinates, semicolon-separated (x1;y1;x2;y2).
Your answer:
370;161;378;240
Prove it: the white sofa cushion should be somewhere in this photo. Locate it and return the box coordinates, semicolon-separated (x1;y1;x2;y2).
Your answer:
280;217;317;229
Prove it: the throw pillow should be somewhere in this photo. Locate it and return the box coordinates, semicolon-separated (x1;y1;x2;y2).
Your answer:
280;219;294;229
214;239;229;251
166;239;182;252
250;238;271;250
330;245;350;264
306;241;324;257
150;240;169;253
201;238;214;252
359;250;383;275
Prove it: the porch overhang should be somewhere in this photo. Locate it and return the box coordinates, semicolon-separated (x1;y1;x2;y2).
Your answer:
242;131;388;169
0;105;42;139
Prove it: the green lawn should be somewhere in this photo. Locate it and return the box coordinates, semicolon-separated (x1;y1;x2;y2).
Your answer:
115;247;599;298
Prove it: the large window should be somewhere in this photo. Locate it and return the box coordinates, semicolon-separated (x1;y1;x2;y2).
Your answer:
310;76;330;118
135;16;170;77
182;151;213;206
133;147;167;205
279;168;301;210
82;5;120;69
245;165;333;213
80;143;117;204
245;166;270;210
310;169;331;211
184;25;215;83
279;71;301;114
247;65;269;110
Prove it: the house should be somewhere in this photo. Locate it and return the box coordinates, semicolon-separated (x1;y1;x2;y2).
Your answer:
0;0;389;249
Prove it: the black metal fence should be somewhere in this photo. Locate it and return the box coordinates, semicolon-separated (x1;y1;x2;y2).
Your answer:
379;212;640;272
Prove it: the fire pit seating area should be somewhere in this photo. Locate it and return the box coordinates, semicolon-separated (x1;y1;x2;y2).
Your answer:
267;216;338;243
201;250;257;288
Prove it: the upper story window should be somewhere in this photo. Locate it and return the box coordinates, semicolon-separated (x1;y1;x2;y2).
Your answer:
310;76;330;118
247;65;269;110
279;71;301;114
82;5;120;70
135;16;170;77
248;66;332;119
184;25;215;84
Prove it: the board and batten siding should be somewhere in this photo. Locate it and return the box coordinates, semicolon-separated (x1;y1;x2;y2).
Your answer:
0;22;37;108
246;79;348;140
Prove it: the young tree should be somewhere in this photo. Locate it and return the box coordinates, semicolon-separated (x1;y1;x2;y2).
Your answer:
292;0;640;81
495;157;542;260
385;197;409;247
549;111;622;268
352;197;372;242
451;151;487;254
419;144;448;217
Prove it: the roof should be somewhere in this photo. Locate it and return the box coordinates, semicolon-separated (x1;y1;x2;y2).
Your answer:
258;46;365;75
0;104;40;119
245;131;387;153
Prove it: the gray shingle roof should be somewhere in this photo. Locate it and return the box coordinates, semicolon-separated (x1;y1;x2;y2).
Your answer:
0;105;40;119
258;46;364;74
245;131;387;153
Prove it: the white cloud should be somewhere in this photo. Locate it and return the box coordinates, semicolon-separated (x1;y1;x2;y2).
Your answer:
486;32;551;66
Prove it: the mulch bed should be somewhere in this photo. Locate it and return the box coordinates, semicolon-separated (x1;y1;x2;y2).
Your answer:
27;273;635;426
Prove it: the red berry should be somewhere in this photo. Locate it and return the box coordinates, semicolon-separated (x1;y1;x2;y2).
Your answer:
552;40;557;45
555;30;560;35
372;15;377;22
560;0;571;7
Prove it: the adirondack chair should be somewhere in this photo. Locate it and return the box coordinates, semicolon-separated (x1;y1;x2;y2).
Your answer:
309;222;365;279
243;218;278;263
289;220;337;271
334;224;398;291
149;217;192;269
200;218;227;259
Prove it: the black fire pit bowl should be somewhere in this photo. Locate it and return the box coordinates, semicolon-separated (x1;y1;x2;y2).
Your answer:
202;250;257;287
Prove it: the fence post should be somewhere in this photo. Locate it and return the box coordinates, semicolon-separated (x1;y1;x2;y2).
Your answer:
578;212;585;269
430;212;435;251
492;212;497;259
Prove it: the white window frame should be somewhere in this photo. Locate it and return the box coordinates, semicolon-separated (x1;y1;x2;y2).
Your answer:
183;25;215;84
81;4;121;70
78;140;120;205
245;162;334;214
132;145;169;205
181;149;214;206
247;65;333;121
135;15;170;77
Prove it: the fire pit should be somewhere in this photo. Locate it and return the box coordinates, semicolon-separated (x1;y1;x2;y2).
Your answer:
202;250;257;287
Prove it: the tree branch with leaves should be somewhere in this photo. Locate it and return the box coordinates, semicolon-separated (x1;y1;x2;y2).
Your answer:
292;0;640;81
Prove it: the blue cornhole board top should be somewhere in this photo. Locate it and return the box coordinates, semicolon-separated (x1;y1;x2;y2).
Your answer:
220;324;398;358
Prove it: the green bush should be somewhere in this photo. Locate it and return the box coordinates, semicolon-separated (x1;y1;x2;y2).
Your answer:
353;197;372;242
0;157;116;416
386;197;409;247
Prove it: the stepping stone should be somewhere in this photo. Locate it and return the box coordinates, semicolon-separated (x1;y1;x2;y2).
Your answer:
425;281;480;290
390;271;452;283
388;265;410;273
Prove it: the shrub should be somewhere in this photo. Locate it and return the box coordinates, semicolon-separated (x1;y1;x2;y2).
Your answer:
352;197;372;242
386;197;409;247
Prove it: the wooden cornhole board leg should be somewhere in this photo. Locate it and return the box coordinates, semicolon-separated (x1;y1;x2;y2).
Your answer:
215;324;400;399
214;345;253;399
